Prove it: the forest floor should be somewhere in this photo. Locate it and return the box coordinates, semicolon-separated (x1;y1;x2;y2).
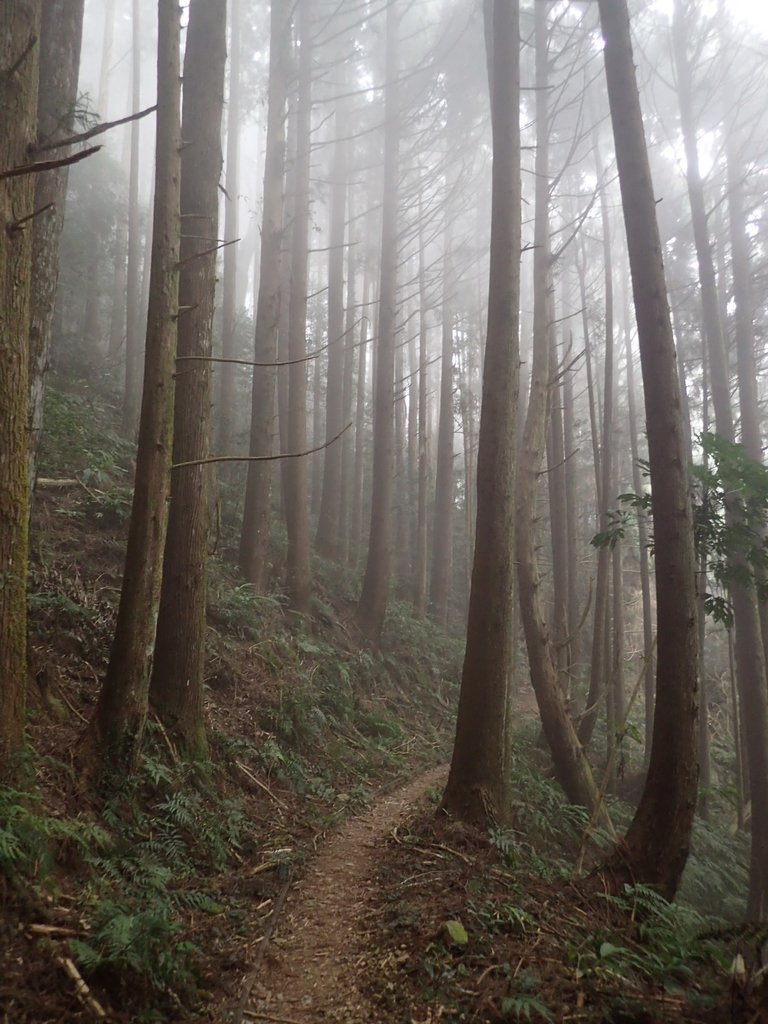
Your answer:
2;379;766;1024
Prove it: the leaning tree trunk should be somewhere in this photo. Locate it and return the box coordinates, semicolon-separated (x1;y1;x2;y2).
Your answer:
597;0;699;901
149;0;227;759
28;0;85;499
356;0;401;642
0;0;41;780
515;0;602;815
441;0;520;826
89;0;182;773
673;0;768;917
239;0;290;590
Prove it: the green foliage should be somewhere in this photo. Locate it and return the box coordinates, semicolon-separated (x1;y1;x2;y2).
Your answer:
39;382;135;483
0;786;111;885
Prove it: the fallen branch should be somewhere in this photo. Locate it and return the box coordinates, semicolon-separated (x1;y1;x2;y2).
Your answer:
35;478;81;490
57;956;108;1020
235;760;288;810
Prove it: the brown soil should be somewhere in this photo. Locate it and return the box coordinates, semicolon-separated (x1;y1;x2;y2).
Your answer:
235;765;449;1024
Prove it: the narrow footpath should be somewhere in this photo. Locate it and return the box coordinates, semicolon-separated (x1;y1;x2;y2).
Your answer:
233;764;449;1024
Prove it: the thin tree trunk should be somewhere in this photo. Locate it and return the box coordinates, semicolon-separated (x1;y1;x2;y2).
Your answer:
414;236;429;614
121;0;143;437
284;0;313;614
515;0;602;813
316;84;349;559
89;0;182;772
356;0;401;642
429;233;454;628
217;0;242;458
239;0;290;589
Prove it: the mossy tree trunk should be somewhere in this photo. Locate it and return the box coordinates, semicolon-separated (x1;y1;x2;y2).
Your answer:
0;0;40;780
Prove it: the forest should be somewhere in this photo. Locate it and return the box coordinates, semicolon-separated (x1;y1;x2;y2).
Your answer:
2;0;768;1020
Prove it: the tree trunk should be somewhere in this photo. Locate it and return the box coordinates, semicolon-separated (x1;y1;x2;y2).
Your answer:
284;0;313;615
217;0;242;459
27;0;85;499
515;0;602;814
149;0;226;759
316;84;349;559
121;0;144;437
429;234;454;628
673;0;768;917
89;0;182;772
356;0;401;642
597;0;699;900
579;149;615;748
414;234;429;615
0;0;40;779
441;0;520;825
239;0;290;590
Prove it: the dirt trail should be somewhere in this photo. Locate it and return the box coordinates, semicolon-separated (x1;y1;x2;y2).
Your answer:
235;764;448;1024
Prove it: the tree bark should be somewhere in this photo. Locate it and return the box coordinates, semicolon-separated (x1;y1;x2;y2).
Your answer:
27;0;85;499
515;0;602;814
0;0;40;779
217;0;242;459
356;0;401;642
89;0;182;772
429;233;454;628
441;0;520;826
150;0;226;759
597;0;699;901
239;0;290;590
121;0;144;437
284;0;313;615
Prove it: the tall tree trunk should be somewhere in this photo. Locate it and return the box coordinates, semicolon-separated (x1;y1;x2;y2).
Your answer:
316;84;349;559
284;0;313;614
429;233;454;628
673;0;768;917
121;0;144;437
27;0;85;498
546;329;569;685
239;0;290;589
597;0;699;900
624;310;655;758
515;0;602;813
338;194;358;562
149;0;226;759
356;0;401;642
350;271;370;567
0;0;40;779
414;233;429;614
441;0;520;825
89;0;182;772
579;150;615;748
217;0;242;458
